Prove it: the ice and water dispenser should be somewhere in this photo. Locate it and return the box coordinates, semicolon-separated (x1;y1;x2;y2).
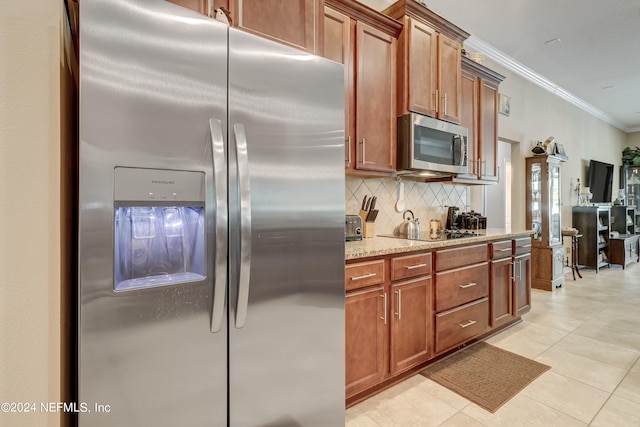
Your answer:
113;167;206;291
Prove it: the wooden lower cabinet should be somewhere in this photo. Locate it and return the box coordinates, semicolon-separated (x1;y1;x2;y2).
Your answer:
345;285;387;397
390;277;431;374
491;256;513;327
435;297;489;354
346;236;532;402
514;252;532;316
433;244;489;355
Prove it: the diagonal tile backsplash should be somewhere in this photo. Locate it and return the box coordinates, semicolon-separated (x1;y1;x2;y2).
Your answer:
346;177;470;235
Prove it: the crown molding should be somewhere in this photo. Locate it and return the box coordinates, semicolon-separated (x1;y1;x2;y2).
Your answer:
464;36;630;133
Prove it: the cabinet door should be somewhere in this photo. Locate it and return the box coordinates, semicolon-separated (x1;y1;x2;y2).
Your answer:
346;286;388;397
491;257;513;328
407;18;437;117
355;21;396;173
478;79;498;181
460;69;478;176
390;277;431;374
166;0;209;14
437;33;461;123
324;7;355;170
233;0;321;53
513;253;532;316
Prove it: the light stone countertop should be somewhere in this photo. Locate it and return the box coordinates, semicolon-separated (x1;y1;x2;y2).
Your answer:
345;228;532;260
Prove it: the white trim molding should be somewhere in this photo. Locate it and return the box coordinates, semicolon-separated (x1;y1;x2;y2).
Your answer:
464;36;631;133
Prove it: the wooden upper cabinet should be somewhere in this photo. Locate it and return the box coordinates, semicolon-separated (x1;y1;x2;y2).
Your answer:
324;6;354;169
356;21;397;172
459;56;504;182
167;0;228;16
167;0;323;54
479;78;499;180
406;18;437;116
437;33;461;123
325;0;401;175
232;0;323;54
384;0;467;124
459;68;478;177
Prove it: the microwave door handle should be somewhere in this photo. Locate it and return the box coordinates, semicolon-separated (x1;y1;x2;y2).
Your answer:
233;123;252;329
452;135;463;166
458;135;465;166
209;118;227;334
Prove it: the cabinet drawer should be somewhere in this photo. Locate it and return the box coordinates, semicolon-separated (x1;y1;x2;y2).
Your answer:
435;262;489;312
491;240;513;259
390;252;432;281
514;237;532;255
435;244;488;271
435;297;489;354
346;260;385;291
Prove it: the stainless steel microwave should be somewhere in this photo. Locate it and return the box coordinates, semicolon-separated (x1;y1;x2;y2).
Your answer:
397;113;468;176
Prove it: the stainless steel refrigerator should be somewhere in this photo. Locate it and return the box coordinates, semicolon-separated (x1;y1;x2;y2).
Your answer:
78;1;345;425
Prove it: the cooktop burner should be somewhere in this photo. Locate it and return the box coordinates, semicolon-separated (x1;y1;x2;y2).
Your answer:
440;228;481;239
378;228;482;242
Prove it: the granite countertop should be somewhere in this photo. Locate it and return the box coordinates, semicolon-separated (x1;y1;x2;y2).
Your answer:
345;228;532;260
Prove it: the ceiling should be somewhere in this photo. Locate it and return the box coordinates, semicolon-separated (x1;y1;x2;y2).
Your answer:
360;0;640;133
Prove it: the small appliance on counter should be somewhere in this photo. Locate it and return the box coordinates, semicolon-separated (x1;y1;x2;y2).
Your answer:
445;206;460;230
457;210;487;230
398;209;420;239
345;215;363;241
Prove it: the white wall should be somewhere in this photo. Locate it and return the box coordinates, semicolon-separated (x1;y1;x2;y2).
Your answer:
486;57;628;232
0;2;61;426
626;132;640;148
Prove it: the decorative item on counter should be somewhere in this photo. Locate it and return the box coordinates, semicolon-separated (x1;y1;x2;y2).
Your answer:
429;218;442;239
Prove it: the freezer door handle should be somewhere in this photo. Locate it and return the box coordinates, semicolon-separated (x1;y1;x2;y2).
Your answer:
210;118;227;334
234;123;252;329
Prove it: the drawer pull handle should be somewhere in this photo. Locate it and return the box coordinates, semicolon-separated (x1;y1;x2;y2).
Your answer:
406;263;428;270
381;293;387;325
520;244;532;248
459;282;477;289
395;290;402;320
499;248;512;252
459;320;477;328
351;272;376;281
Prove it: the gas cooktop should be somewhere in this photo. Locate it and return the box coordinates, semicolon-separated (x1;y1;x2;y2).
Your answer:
379;228;483;242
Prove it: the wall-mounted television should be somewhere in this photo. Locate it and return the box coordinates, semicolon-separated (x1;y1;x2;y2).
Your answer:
587;160;614;204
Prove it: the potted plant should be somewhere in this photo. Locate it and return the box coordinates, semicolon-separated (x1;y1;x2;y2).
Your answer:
622;147;640;165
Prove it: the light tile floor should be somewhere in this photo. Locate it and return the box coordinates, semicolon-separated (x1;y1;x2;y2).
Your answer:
346;266;640;426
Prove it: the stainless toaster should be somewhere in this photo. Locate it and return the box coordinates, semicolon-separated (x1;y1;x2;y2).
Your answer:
345;215;363;241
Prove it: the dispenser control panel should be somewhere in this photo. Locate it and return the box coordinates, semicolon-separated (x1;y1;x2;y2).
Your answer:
114;167;205;204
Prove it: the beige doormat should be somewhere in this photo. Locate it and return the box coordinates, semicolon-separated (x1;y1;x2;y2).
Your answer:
420;342;550;413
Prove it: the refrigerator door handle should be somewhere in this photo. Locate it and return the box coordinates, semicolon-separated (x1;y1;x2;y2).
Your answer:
234;123;252;329
210;118;227;333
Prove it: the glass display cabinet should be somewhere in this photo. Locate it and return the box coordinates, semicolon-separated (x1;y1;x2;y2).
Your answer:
526;155;565;291
620;165;640;231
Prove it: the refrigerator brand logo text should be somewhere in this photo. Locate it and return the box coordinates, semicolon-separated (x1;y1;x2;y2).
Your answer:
151;180;175;185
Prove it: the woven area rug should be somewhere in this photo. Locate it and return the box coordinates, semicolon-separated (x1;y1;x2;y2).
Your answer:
420;342;550;413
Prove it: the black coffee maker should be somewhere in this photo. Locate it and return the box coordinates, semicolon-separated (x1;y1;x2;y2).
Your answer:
445;206;459;230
